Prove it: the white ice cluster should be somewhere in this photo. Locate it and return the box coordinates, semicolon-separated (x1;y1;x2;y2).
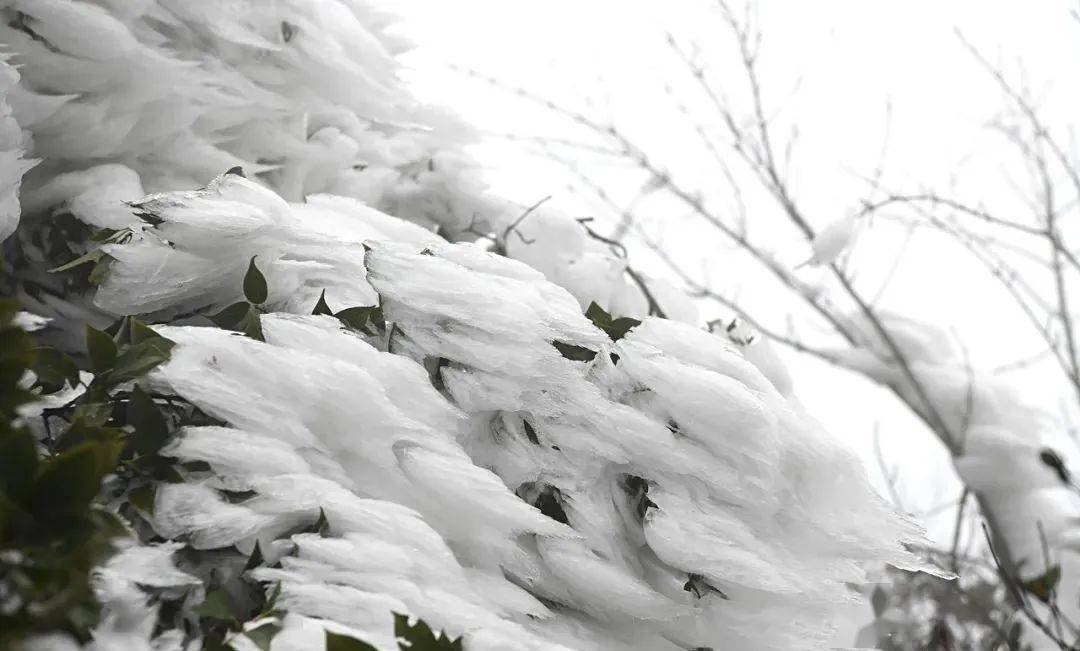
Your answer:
0;0;673;321
74;174;926;650
833;311;1080;573
0;0;935;649
0;54;34;240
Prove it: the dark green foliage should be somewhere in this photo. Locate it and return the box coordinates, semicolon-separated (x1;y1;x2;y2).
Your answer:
86;325;118;373
1038;448;1069;484
394;613;464;650
246;620;283;650
242;308;265;342
522;420;540;445
683;574;727;600
28;346;79;392
209;302;251;329
584;301;641;341
532;486;568;524
326;630;379;651
207;300;265;342
335;304;385;336
873;565;1034;651
313;290;334;316
0;302;179;643
128;385;170;457
199;255;271;342
552;301;640;362
552;340;597;362
321;613;463;650
48;227;134;286
302;507;332;537
194;578;284;650
244;256;269;304
311;289;387;336
622;474;657;521
1020;565;1061;603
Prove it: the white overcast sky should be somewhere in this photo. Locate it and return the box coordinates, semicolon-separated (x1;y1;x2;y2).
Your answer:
390;0;1080;550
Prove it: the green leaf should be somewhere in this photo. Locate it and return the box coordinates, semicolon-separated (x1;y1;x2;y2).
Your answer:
195;587;236;622
682;573;727;601
104;335;176;385
87;254;114;285
208;302;251;330
29;346;80;391
108;315;132;345
335;306;382;336
30;439;124;518
85;325;118;374
128;385;170;456
89;227;121;242
48;247;104;273
71;398;113;428
552;341;597;362
128;484;156;516
1021;565;1061;603
606;316;641;341
242;309;265;342
53;418;125;453
247;621;282;650
129;318;162;345
244;541;265;572
312;290;333;316
584;301;640;341
307;507;331;537
88;227;133;244
522;420;540;445
244;256;268;305
261;583;282;616
325;631;378;651
584;301;611;328
393;613;463;650
0;427;39;499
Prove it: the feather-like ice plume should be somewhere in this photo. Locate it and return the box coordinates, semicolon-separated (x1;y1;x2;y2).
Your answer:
113;203;935;647
0;55;36;241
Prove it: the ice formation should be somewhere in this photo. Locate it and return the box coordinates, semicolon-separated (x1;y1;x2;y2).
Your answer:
833;311;1080;575
0;54;35;240
797;215;859;268
0;1;936;649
